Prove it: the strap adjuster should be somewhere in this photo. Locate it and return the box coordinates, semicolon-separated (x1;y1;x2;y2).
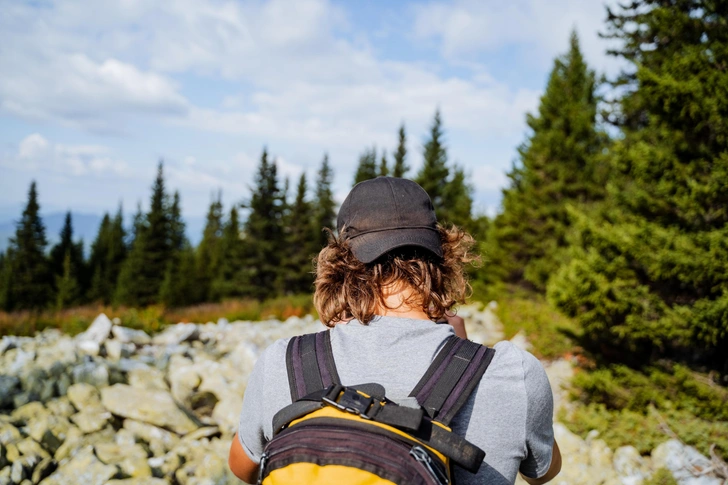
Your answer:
323;387;374;418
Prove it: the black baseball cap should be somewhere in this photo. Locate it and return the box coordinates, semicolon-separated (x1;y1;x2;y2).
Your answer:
337;177;443;263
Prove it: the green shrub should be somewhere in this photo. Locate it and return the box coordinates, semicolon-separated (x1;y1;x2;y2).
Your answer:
645;468;678;485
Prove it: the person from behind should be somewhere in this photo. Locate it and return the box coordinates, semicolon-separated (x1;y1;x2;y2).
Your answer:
229;176;561;484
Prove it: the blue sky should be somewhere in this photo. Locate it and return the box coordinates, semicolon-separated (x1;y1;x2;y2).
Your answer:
0;0;622;231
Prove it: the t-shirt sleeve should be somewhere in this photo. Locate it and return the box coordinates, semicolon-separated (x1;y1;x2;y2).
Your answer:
237;344;274;463
518;350;555;479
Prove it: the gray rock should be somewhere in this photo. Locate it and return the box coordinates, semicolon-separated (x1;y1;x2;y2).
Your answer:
67;383;103;412
31;457;57;484
77;314;113;345
128;367;168;392
652;439;722;485
95;442;147;464
76;340;100;357
0;466;10;485
106;479;168;485
71;362;109;388
614;445;650;482
40;445;117;485
0;423;22;445
152;324;198;346
0;376;19;407
101;385;199;435
70;410;112;434
111;326;151;346
123;420;179;456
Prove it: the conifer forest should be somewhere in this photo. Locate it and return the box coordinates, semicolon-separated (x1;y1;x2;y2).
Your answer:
1;0;728;470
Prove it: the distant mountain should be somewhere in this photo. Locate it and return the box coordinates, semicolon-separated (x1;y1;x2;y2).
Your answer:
0;212;206;254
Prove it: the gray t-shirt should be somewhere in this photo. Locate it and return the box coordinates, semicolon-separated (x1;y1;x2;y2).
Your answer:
238;316;554;484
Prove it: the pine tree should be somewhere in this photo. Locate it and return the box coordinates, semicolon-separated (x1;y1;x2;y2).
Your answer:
547;3;728;368
279;173;316;294
6;182;52;310
378;151;389;177
90;207;127;304
441;165;475;231
489;31;607;290
196;192;224;302
115;162;173;306
353;147;378;185
241;149;285;299
0;251;11;311
50;212;85;304
312;154;336;249
212;205;246;299
393;124;408;178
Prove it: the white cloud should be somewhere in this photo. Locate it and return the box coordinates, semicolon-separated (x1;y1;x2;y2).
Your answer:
412;0;623;75
6;134;131;178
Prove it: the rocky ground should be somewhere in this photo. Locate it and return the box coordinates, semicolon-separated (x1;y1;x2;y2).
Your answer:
0;305;725;485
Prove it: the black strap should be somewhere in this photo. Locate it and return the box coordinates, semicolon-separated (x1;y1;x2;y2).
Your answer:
410;336;495;426
286;331;341;401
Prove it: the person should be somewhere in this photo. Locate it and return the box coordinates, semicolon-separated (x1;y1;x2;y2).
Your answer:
229;177;561;484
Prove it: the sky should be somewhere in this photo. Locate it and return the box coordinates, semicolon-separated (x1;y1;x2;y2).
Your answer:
0;0;623;233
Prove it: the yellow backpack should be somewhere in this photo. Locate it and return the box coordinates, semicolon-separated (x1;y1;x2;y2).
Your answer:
257;331;495;485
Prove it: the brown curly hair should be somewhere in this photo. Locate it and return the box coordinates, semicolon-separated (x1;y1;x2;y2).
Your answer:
313;225;479;326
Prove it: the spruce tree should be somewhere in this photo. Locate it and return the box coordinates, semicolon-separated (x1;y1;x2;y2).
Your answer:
378;151;389;177
196;192;224;302
55;250;80;309
242;149;285;299
6;182;52;310
547;2;728;368
312;154;336;249
490;31;606;290
90;207;126;304
159;191;196;306
212;205;246;299
353;147;378;185
393;124;408;178
115;162;172;306
279;173;316;294
415;110;475;228
0;251;11;311
50;212;85;304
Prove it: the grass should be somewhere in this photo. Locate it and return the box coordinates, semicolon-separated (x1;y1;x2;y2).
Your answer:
0;294;317;337
473;284;580;360
560;363;728;460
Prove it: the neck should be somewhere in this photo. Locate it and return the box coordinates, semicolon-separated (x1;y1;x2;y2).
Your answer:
375;285;430;320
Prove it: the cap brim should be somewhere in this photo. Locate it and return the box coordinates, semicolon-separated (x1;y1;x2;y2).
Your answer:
348;228;443;264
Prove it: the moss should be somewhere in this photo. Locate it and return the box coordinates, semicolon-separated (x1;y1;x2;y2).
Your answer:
645;468;678;485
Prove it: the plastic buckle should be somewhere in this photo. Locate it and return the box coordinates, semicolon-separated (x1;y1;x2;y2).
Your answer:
323;387;373;417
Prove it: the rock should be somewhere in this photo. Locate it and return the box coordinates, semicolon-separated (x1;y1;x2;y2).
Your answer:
147;451;182;479
39;445;117;485
123;420;180;456
77;314;113;345
67;383;104;412
95;442;147;464
152;324;198;346
0;376;20;407
70;410;112;434
101;385;199;435
106;479;168;485
128;367;168;392
76;340;101;357
31;457;57;484
182;427;220;442
104;340;123;361
71;362;109;388
652;440;722;485
11;402;47;424
16;437;50;460
0;423;22;444
45;398;75;418
211;394;243;436
111;326;151;346
115;428;137;447
509;330;532;351
614;445;650;483
0;466;10;485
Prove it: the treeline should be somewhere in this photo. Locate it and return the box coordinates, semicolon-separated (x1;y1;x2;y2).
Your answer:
0;114;480;312
486;1;728;372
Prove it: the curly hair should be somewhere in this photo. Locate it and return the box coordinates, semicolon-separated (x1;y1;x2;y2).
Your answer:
313;225;479;326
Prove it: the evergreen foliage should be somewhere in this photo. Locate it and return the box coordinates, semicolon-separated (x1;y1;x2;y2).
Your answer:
212;206;246;299
278;174;316;295
392;124;408;178
49;212;86;300
55;250;80;309
196;192;224;302
242;149;285;299
312;154;336;249
4;182;52;310
88;208;126;304
489;31;607;290
115;162;174;306
353;147;378;185
547;2;728;369
378;151;389;177
160;191;196;307
415;111;475;228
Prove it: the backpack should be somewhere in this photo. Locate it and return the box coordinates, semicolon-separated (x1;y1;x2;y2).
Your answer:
257;330;496;485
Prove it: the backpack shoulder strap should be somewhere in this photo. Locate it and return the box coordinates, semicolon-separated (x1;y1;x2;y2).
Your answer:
285;330;341;401
409;335;496;426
